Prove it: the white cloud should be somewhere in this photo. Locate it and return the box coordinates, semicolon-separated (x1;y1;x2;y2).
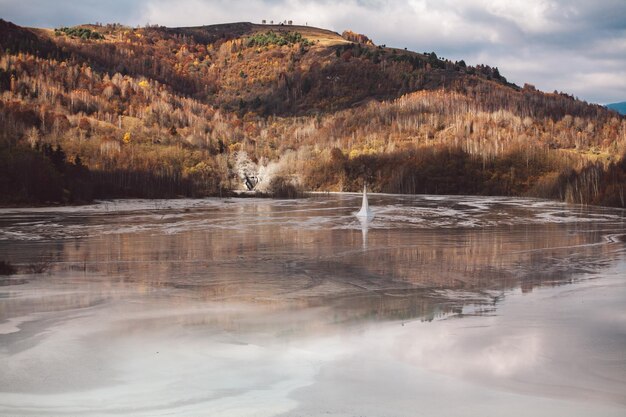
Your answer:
1;0;624;103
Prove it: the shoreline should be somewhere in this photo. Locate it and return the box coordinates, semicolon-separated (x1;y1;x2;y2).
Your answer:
3;191;626;211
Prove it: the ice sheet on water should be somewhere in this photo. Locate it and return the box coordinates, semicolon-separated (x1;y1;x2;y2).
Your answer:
0;195;624;241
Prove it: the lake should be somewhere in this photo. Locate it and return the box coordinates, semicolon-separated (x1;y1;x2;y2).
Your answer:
0;194;625;416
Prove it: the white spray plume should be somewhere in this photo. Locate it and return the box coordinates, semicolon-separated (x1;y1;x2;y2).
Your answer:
232;150;301;191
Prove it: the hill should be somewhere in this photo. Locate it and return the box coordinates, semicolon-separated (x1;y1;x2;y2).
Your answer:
0;19;625;206
607;101;626;115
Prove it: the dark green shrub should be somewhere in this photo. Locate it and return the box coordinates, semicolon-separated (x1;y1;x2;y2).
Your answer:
247;31;311;47
55;27;104;40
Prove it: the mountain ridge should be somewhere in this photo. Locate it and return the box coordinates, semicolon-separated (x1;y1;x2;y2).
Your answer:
0;20;625;206
607;101;626;115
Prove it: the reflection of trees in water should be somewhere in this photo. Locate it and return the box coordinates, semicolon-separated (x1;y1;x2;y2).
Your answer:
351;225;613;293
0;240;65;273
2;200;622;324
320;290;478;324
39;215;618;323
517;250;614;293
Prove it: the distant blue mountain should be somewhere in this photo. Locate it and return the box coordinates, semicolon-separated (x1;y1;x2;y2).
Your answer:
606;101;626;115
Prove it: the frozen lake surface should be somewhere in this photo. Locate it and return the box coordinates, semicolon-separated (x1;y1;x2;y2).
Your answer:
0;194;625;416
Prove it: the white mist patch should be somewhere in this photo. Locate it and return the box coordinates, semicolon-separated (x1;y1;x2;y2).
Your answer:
231;151;300;192
255;159;284;192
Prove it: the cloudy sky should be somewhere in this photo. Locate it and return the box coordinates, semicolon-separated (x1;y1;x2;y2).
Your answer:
2;0;625;104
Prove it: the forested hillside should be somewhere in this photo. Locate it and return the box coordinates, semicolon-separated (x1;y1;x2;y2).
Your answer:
1;19;625;206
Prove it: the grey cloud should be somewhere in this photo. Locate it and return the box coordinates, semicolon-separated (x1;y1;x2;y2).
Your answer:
548;0;626;31
0;0;147;27
0;0;624;104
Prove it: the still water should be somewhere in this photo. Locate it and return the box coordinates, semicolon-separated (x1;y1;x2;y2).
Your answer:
0;194;625;416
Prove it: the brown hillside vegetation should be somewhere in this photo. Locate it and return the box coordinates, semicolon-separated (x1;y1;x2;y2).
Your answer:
0;19;625;206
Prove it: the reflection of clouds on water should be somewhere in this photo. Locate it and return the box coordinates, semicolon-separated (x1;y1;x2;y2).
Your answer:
1;196;625;416
2;275;625;416
0;296;349;416
393;320;542;378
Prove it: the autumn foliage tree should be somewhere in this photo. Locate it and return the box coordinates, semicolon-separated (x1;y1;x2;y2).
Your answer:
0;18;624;206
